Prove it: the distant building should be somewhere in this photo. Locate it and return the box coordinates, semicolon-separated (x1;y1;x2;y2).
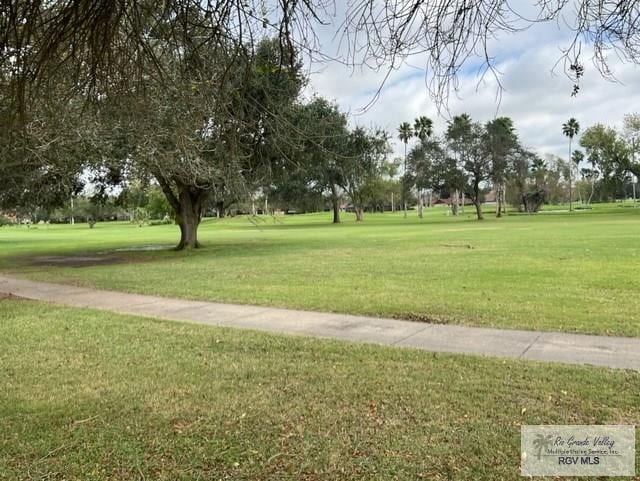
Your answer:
0;210;17;223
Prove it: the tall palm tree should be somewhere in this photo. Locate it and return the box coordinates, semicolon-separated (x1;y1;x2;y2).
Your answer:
531;157;546;190
413;116;433;218
398;122;413;218
571;149;585;204
562;118;580;212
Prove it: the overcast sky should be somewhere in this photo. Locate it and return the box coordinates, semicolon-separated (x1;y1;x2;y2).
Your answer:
300;3;640;160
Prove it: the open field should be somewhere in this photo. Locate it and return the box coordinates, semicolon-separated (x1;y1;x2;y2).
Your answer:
1;298;638;480
1;203;640;336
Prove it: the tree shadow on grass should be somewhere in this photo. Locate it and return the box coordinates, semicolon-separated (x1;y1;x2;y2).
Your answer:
3;235;333;272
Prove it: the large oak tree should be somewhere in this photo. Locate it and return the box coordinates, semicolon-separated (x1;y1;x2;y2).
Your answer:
96;38;304;248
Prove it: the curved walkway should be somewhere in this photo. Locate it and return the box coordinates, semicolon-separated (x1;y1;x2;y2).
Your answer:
1;275;639;371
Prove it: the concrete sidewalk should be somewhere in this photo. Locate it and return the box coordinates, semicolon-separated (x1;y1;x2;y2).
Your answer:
1;275;639;371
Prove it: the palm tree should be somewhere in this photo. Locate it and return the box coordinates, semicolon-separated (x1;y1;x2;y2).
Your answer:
413;116;433;141
571;149;585;204
531;157;546;190
413;116;433;218
562;118;580;212
398;122;413;218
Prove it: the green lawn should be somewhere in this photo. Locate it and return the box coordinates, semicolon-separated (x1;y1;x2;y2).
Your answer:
1;298;638;480
2;203;640;336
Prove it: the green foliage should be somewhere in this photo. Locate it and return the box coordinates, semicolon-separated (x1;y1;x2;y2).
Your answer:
132;207;149;226
275;97;393;220
397;122;414;144
408;137;445;190
571;149;585;166
580;124;633;181
413;116;433;141
358;176;401;212
446;114;492;217
574;114;640;201
116;182;149;212
4;30;307;248
280;96;348;202
146;187;172;220
562;118;580;140
485;117;518;184
339;127;391;220
507;149;538;210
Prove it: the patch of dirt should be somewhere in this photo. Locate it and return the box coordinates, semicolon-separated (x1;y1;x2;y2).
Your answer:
28;255;127;268
440;243;474;249
0;292;15;300
391;312;450;324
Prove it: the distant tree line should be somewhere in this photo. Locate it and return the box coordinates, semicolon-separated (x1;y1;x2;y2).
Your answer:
390;113;640;220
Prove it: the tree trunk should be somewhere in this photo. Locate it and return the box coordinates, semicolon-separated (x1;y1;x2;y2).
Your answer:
216;201;225;218
177;208;200;249
330;184;341;224
473;182;483;220
502;184;507;215
474;200;484;220
576;172;583;205
418;190;424;218
451;189;459;216
496;182;503;218
568;138;573;212
354;206;363;221
332;200;340;223
403;143;408;219
155;174;208;250
175;187;206;250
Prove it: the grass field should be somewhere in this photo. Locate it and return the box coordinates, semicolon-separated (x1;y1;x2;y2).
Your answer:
1;203;640;336
1;298;638;480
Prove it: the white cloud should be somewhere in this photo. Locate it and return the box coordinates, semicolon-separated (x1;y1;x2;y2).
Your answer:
303;14;640;161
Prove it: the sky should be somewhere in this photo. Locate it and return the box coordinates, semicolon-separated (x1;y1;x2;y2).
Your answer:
299;1;640;161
